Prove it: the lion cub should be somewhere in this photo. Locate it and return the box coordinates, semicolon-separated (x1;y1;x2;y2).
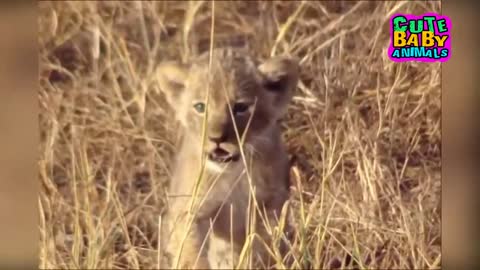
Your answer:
157;48;298;269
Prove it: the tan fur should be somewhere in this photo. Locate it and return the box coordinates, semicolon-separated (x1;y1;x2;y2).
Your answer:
157;48;299;269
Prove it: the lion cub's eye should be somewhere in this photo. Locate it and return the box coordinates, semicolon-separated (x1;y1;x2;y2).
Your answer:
233;102;250;115
193;102;206;114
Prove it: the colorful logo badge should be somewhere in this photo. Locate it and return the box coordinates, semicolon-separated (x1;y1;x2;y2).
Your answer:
388;13;451;62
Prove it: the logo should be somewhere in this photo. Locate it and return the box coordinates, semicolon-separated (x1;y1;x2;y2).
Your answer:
388;13;451;62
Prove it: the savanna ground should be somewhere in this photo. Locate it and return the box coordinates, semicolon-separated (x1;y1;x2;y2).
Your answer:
38;1;441;269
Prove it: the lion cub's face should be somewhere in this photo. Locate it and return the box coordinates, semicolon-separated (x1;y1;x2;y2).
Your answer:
157;49;298;170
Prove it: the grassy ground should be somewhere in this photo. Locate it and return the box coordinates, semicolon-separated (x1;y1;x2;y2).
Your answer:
39;1;441;269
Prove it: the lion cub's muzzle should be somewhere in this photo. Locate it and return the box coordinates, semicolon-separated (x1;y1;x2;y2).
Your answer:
206;128;242;164
207;147;240;163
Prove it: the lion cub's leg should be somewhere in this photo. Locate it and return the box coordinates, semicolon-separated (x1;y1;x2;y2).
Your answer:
165;211;211;269
208;233;240;269
249;204;295;269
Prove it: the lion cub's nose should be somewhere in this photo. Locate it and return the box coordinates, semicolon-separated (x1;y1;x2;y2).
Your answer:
208;132;227;144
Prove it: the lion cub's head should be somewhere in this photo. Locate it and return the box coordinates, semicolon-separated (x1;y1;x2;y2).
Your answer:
156;49;298;170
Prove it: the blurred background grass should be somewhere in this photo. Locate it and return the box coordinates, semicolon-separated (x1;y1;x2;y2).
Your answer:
0;1;477;269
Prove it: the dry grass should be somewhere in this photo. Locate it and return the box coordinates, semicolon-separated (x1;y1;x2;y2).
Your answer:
38;1;441;269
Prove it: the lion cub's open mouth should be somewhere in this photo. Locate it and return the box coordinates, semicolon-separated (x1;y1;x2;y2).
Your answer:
207;148;240;163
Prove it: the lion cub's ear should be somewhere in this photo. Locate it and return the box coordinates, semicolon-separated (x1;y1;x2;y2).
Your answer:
258;56;299;118
156;61;189;106
258;56;299;93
